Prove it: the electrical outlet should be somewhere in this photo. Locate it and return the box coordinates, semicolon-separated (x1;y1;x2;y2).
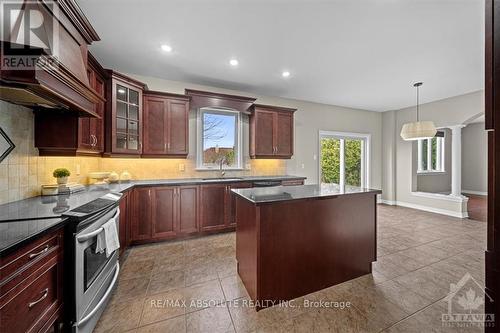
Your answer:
76;164;80;175
178;163;185;172
301;163;305;169
313;154;317;160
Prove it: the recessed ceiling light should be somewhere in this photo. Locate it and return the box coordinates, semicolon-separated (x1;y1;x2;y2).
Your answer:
161;44;172;52
282;71;291;78
229;59;239;66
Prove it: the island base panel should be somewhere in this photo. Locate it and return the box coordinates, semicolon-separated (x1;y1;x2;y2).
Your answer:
236;193;377;309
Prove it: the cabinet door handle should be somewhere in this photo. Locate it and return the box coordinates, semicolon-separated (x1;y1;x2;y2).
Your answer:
164;143;167;151
29;245;49;259
167;142;171;150
94;135;98;147
28;288;48;308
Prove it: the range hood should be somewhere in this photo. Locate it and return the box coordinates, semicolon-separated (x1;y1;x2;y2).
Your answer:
0;0;104;117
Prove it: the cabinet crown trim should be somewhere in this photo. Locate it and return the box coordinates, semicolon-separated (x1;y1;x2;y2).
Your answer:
144;90;191;101
251;104;297;113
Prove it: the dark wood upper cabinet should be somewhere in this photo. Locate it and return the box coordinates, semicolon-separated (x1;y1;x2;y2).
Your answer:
253;109;275;157
250;104;296;159
143;91;190;157
78;53;106;153
34;52;106;156
104;71;147;157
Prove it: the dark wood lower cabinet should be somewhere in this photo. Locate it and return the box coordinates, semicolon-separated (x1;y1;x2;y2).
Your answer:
118;190;130;256
128;180;304;243
178;186;199;235
200;182;253;232
200;184;228;232
130;185;200;243
131;187;153;241
0;228;64;333
153;186;177;239
228;182;253;227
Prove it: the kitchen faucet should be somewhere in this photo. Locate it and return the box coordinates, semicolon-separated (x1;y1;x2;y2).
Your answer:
218;156;227;178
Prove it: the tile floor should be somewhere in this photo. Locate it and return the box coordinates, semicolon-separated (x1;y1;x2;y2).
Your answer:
95;204;487;333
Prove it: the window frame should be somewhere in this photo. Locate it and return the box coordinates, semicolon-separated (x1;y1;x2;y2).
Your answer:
196;107;243;170
318;130;371;189
417;132;445;174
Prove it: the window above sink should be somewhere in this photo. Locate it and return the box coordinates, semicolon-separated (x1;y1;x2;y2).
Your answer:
197;107;242;170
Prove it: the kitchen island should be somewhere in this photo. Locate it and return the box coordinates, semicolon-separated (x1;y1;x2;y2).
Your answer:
232;184;381;309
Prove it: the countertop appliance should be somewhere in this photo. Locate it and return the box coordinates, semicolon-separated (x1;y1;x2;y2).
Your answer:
62;192;122;333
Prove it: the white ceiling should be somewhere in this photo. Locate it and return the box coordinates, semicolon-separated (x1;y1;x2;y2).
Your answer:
79;0;484;112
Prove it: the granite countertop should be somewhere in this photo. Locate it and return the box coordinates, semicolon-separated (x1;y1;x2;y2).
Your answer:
0;175;304;255
0;175;306;222
0;217;68;256
231;183;382;204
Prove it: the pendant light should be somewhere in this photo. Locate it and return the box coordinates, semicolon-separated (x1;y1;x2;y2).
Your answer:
400;82;437;141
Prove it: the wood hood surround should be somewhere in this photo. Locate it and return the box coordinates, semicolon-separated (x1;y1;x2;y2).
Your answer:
0;0;104;117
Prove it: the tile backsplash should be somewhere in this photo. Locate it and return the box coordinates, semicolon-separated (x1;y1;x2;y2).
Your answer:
0;101;286;205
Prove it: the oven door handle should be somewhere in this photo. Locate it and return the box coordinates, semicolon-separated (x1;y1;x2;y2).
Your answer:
76;227;103;243
76;208;120;243
77;262;120;326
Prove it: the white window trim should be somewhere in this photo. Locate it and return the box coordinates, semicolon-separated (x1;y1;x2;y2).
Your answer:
318;130;371;189
417;134;446;175
196;107;243;170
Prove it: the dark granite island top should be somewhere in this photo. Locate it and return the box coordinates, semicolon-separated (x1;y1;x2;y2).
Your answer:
232;184;381;205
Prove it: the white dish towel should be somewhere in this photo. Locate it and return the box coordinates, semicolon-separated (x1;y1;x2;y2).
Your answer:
96;208;120;257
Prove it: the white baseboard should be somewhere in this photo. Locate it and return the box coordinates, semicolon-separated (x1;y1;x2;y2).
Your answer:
378;199;396;205
462;190;487;196
377;200;469;219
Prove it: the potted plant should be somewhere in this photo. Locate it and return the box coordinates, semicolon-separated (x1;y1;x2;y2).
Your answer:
53;168;71;185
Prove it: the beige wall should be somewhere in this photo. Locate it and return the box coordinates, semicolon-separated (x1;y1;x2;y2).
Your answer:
382;90;485;217
128;74;383;188
462;122;488;194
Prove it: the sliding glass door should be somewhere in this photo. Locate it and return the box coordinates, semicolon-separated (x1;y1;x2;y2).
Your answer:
319;131;369;189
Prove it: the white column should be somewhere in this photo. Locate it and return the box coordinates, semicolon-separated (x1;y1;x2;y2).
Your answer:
450;125;465;197
339;139;345;190
417;140;423;172
426;138;432;171
436;137;442;171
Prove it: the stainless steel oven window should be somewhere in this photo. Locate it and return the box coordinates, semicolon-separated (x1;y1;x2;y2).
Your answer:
83;240;114;291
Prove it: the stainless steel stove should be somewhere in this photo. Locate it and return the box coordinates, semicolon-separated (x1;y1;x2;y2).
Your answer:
63;192;122;333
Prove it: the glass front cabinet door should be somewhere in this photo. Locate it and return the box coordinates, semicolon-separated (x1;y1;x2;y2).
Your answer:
105;71;145;156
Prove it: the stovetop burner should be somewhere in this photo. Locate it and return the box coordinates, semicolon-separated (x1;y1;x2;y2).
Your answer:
71;198;115;214
63;192;122;220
